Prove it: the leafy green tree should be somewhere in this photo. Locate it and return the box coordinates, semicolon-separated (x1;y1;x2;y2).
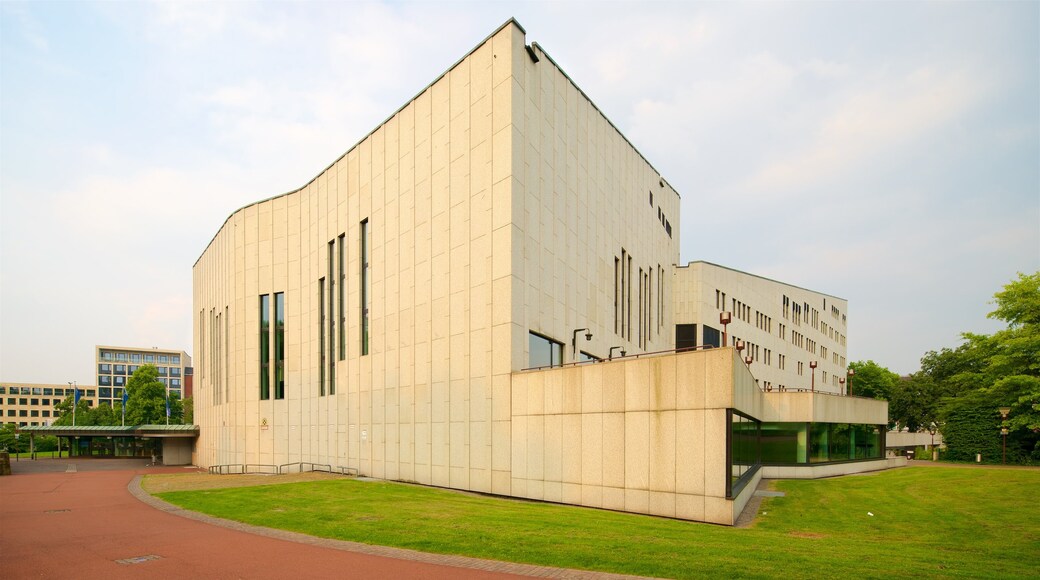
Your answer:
52;394;95;426
918;272;1040;462
0;423;29;453
889;372;941;432
90;402;118;427
848;360;899;400
124;364;182;425
182;396;194;425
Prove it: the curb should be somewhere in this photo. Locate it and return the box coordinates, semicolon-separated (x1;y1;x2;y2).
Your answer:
128;476;658;580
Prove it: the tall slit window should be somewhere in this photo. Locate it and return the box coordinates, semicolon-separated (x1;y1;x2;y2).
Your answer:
328;241;335;394
260;294;270;400
361;219;370;356
274;293;285;399
638;267;644;348
319;278;326;396
621;249;627;338
338;233;345;361
224;306;229;403
614;257;619;335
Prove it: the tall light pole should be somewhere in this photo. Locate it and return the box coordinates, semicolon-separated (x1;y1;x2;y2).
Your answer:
608;346;626;360
839;377;846;396
68;381;77;427
720;312;732;347
999;407;1011;465
847;367;855;396
809;361;818;393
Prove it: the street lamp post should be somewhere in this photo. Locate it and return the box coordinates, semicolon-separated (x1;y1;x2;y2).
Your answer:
847;368;855;396
572;328;593;363
999;407;1011;465
809;361;818;393
839;377;846;396
608;346;626;360
720;312;732;347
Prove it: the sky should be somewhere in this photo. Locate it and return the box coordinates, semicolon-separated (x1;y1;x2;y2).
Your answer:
1;1;1037;385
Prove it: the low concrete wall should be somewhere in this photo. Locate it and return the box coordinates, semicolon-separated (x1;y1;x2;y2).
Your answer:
761;457;904;479
761;391;888;425
887;430;943;448
510;348;745;525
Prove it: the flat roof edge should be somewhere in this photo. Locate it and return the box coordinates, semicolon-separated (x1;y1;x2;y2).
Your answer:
194;17;528;267
677;260;847;301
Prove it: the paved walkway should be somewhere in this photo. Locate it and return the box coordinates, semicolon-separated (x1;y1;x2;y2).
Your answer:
0;459;650;579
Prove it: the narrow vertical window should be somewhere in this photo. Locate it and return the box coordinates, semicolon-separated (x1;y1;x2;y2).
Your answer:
658;265;663;331
260;294;270;400
338;233;346;360
620;249;626;338
648;269;653;341
614;257;619;335
360;219;370;356
274;293;285;400
328;241;335;394
215;311;221;402
638;267;644;348
200;310;205;379
225;305;229;403
627;255;632;342
319;278;326;396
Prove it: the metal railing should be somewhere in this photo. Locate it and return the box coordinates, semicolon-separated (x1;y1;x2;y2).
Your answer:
522;344;718;372
208;462;360;476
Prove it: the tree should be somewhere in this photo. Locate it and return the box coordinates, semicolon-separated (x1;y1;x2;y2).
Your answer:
52;395;95;426
848;360;899;400
124;364;183;425
0;423;28;453
91;402;118;427
889;372;941;432
916;271;1040;462
182;396;194;425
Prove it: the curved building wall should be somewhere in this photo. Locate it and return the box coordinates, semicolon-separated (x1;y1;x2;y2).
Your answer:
193;20;681;497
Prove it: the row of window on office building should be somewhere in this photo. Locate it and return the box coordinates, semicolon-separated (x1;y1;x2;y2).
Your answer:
100;351;181;365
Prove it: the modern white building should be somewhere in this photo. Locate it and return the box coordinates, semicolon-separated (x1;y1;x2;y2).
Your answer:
192;19;896;525
674;261;850;394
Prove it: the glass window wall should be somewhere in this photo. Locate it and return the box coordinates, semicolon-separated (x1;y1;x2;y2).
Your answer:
528;332;563;368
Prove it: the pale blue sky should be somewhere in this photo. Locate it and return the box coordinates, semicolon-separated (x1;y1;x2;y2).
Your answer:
1;1;1037;384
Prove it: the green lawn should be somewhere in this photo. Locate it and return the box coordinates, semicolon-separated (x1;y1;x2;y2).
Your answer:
155;467;1039;579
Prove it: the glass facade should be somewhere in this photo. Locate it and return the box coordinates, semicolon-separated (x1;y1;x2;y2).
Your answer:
760;422;884;464
729;411;761;497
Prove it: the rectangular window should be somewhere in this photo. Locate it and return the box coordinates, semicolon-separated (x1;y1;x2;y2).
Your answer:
614;257;619;335
328;240;336;394
338;233;346;361
224;305;229;403
260;294;270;400
702;325;721;348
676;324;698;351
528;332;563;368
627;255;632;342
199;311;205;378
620;249;627;338
360;219;370;356
275;292;285;399
638;267;644;349
319;278;326;396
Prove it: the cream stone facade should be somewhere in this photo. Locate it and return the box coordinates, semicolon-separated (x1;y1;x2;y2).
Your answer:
193;19;891;525
674;261;850;394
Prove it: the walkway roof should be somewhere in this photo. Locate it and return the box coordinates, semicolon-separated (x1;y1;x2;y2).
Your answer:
17;425;199;438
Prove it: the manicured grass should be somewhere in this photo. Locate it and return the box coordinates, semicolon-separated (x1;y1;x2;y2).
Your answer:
154;467;1040;579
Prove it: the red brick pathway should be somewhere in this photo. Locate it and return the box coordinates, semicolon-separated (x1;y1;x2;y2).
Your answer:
1;460;650;579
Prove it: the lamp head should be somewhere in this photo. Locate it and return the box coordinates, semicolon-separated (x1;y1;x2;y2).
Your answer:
847;368;855;377
999;407;1011;418
585;331;593;341
720;311;732;325
735;339;745;351
620;349;627;357
810;361;818;369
